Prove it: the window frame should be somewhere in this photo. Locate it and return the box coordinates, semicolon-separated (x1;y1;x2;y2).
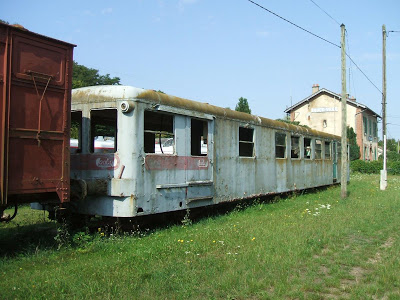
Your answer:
315;139;322;160
290;135;300;159
238;126;255;157
324;141;331;160
275;132;287;159
144;110;175;155
90;108;117;153
304;137;312;160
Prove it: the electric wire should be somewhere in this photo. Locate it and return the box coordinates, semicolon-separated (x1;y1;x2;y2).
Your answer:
247;0;341;48
246;0;383;96
308;0;341;26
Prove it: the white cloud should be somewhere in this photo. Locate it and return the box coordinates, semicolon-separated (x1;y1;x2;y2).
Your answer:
178;0;199;12
256;31;270;38
101;8;113;15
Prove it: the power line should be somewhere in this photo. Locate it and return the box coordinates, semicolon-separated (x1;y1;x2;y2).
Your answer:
308;0;341;26
247;0;340;48
246;0;383;96
346;53;383;95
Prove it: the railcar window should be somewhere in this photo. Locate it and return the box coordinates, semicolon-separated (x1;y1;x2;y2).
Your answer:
239;127;254;157
315;139;322;159
291;136;300;159
275;132;286;158
304;138;312;159
71;111;82;153
90;109;117;153
144;111;174;154
191;119;208;156
325;141;331;160
337;142;342;159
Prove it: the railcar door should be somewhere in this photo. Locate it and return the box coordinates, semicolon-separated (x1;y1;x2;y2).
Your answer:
185;117;214;206
333;141;338;182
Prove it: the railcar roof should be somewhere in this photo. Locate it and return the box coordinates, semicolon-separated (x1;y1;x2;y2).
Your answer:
72;85;340;140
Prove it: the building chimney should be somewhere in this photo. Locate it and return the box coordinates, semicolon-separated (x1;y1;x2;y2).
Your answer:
312;84;319;94
349;96;356;102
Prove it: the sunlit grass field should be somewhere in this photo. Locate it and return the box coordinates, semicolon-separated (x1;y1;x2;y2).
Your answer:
1;173;400;299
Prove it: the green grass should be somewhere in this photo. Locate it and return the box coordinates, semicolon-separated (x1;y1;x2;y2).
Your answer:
1;174;400;299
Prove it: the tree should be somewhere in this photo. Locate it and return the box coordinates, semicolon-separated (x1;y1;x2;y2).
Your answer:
235;97;251;114
72;61;121;89
347;126;360;161
379;138;397;152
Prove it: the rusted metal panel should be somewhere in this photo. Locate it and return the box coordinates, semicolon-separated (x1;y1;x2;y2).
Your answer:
0;23;75;206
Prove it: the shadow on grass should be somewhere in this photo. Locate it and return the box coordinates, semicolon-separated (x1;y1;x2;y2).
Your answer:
0;221;58;258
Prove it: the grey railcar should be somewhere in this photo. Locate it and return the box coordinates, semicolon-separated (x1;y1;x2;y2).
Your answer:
67;85;343;217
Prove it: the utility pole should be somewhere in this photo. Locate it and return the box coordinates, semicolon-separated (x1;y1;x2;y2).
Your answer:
382;25;387;139
340;24;348;199
380;24;387;190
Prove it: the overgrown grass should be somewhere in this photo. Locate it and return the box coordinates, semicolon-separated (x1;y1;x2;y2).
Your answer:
1;174;400;299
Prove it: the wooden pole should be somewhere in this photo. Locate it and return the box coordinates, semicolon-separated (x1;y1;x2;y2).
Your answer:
341;24;348;199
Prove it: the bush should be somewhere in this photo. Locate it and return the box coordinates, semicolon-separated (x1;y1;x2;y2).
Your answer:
350;160;381;174
350;159;400;175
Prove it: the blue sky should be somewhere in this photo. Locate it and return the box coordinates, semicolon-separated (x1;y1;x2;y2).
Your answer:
2;0;400;139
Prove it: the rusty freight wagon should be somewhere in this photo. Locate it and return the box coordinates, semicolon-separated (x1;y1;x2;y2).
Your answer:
0;23;75;221
35;85;343;219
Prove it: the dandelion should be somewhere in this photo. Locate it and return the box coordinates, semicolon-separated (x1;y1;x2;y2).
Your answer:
98;228;101;232
252;237;256;241
213;240;216;243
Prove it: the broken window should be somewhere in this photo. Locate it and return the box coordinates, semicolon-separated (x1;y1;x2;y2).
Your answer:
291;136;300;159
325;141;331;159
239;127;254;157
144;111;174;154
71;111;82;154
315;139;322;159
191;119;208;156
275;132;286;158
304;138;311;159
90;109;117;153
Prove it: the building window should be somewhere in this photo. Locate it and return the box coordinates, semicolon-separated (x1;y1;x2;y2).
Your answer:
304;138;311;159
191;119;208;156
239;127;254;157
291;136;300;159
363;116;367;135
323;119;327;128
368;118;371;136
315;139;322;159
71;111;82;153
275;132;286;158
144;111;174;154
90;109;117;153
373;122;377;138
325;141;331;160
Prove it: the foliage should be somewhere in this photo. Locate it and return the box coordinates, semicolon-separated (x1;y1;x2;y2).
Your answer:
235;97;251;114
72;61;121;89
350;160;381;174
276;118;310;128
0;19;10;24
347;126;360;161
378;138;398;152
382;151;400;162
351;159;400;175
